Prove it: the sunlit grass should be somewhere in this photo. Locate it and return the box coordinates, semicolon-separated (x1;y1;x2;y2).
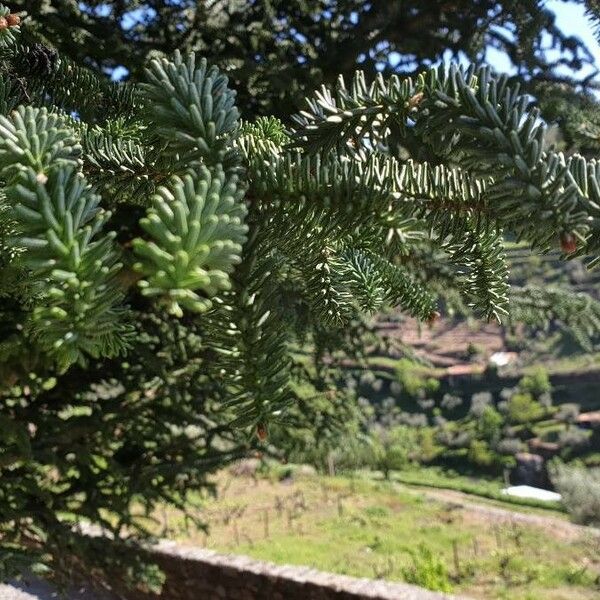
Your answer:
152;471;600;600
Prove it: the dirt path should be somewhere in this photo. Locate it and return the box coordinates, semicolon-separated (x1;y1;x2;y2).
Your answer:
398;483;600;541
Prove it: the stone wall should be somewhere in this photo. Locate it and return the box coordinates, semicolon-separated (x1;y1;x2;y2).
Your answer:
120;540;466;600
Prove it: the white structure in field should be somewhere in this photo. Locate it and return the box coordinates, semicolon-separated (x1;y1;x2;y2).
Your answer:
489;351;518;367
501;485;562;502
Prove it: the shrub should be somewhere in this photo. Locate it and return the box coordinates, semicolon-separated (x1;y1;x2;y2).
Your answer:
441;393;463;411
468;439;496;467
550;463;600;525
418;428;442;462
558;428;591;452
495;550;541;585
506;392;545;424
466;342;484;358
394;359;439;399
470;391;493;417
325;434;375;473
495;437;524;456
397;412;429;428
402;545;453;593
556;403;581;424
519;366;552;398
477;405;504;443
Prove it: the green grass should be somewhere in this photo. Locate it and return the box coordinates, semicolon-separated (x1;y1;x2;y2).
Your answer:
364;355;445;376
389;467;565;513
530;353;600;375
155;471;600;600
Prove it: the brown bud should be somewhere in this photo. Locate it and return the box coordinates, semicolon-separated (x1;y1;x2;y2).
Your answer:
6;14;20;27
427;310;441;327
0;17;8;30
256;422;268;441
407;92;424;109
560;233;577;255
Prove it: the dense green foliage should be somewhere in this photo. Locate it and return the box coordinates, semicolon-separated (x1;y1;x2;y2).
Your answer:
2;2;600;591
9;1;600;130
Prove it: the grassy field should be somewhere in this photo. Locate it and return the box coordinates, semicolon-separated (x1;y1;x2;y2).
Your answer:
388;467;566;513
154;470;600;599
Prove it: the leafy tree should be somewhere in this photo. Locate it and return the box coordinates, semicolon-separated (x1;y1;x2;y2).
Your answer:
477;405;504;444
550;462;600;525
508;286;600;352
441;393;463;411
470;391;493;417
496;437;524;456
2;3;600;590
370;425;419;479
518;366;552;399
506;393;546;425
468;439;496;468
394;359;439;399
556;402;581;426
558;427;591;454
417;427;442;463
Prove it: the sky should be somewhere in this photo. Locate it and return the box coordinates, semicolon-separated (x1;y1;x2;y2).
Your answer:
545;0;600;61
486;0;600;77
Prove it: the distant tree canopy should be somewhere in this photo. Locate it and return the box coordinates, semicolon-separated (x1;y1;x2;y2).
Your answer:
10;1;600;140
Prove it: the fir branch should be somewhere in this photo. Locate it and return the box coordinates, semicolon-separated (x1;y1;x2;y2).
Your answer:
293;65;600;254
77;123;174;205
8;41;137;122
447;229;510;321
203;247;295;431
0;107;130;369
133;167;248;317
140;51;240;164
